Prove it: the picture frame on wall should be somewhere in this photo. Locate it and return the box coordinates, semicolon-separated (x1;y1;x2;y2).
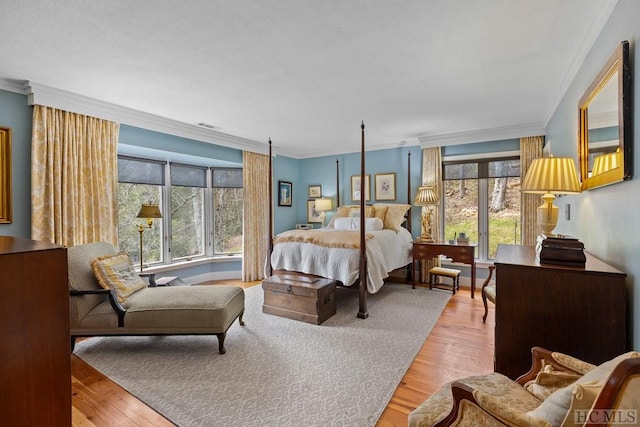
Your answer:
351;174;370;202
375;172;396;201
278;180;292;207
307;199;322;223
308;184;322;198
0;127;12;224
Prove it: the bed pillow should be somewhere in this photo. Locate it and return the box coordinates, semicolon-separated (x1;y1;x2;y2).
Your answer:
372;206;388;222
348;206;374;218
373;203;411;230
334;217;384;231
91;252;147;302
335;205;357;218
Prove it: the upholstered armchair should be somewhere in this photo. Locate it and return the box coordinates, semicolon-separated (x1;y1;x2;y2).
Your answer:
409;347;640;427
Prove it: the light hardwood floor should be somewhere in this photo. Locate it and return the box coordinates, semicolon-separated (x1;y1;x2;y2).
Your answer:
70;282;494;427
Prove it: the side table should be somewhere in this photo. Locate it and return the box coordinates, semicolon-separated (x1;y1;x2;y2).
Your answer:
411;241;477;298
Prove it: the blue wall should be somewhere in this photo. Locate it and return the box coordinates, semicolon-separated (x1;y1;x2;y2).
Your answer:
279;146;423;238
0;90;32;238
547;0;639;349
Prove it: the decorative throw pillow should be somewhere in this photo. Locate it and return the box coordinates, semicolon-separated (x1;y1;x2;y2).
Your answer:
524;365;582;400
561;380;605;427
528;351;640;426
372;206;388;223
335;205;356;218
348;206;374;218
91;252;147;302
373;203;411;230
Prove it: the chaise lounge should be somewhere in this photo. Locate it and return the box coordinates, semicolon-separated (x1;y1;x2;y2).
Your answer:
68;242;245;354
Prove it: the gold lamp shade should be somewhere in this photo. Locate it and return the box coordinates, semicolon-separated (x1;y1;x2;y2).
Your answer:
521;157;581;236
137;203;162;219
413;186;438;206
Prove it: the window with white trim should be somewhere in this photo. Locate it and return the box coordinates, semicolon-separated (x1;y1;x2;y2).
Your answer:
117;156;243;268
443;157;521;261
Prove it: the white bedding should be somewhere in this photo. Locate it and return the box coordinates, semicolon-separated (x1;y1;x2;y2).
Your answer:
269;227;413;293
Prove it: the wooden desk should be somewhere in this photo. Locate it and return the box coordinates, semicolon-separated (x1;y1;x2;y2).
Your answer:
494;244;627;379
412;241;477;298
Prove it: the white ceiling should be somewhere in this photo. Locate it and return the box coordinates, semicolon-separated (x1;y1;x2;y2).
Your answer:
0;0;618;158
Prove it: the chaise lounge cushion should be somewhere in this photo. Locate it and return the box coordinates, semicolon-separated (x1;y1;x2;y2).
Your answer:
123;285;244;332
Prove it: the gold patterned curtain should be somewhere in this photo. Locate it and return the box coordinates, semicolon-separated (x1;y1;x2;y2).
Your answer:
31;105;119;246
242;151;270;281
421;147;442;279
520;136;544;245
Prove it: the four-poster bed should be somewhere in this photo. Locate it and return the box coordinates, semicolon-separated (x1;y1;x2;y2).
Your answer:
266;123;414;318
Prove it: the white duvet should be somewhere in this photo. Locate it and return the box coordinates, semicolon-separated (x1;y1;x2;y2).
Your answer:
269;227;413;293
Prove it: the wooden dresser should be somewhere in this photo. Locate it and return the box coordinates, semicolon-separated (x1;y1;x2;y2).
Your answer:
494;244;627;380
0;236;70;425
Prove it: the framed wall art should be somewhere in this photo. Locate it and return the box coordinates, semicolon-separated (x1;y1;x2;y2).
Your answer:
0;127;12;224
375;172;396;201
308;184;322;198
351;174;370;202
307;199;322;223
278;180;292;207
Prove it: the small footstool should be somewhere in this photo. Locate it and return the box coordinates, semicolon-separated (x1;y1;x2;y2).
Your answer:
428;267;461;294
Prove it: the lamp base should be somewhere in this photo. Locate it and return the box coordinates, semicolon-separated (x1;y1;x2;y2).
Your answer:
537;193;559;236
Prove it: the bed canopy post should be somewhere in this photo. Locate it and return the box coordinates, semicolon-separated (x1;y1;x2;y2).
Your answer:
336;158;340;208
267;138;273;277
357;121;369;319
407;151;412;233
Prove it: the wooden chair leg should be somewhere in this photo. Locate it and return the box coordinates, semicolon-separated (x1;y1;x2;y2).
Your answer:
482;292;488;323
481;265;495;323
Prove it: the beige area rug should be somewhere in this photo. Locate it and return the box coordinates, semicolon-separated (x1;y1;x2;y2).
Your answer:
74;283;450;427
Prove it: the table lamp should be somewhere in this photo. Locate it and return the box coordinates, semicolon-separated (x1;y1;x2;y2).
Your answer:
521;156;581;236
136;203;162;270
314;198;332;227
414;185;438;242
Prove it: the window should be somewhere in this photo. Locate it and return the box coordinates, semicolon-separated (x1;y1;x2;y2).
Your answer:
170;164;206;260
117;156;243;269
443;157;520;260
118;157;165;268
212;169;243;254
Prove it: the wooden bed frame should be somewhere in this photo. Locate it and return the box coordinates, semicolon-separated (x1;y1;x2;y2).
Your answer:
267;122;413;318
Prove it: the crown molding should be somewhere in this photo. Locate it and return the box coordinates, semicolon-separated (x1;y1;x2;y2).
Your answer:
23;81;271;155
418;122;545;147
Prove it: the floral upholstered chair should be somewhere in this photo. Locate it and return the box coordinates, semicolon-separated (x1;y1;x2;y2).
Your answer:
409;347;640;427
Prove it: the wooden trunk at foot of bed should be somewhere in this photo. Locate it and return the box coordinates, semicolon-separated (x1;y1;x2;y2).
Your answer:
262;273;337;325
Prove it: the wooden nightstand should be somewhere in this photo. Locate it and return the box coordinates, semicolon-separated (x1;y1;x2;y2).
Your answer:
411;240;477;298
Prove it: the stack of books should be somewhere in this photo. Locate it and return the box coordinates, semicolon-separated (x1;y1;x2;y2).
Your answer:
536;234;586;267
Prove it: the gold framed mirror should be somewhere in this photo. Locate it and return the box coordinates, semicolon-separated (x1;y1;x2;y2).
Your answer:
578;40;632;190
0;127;11;223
